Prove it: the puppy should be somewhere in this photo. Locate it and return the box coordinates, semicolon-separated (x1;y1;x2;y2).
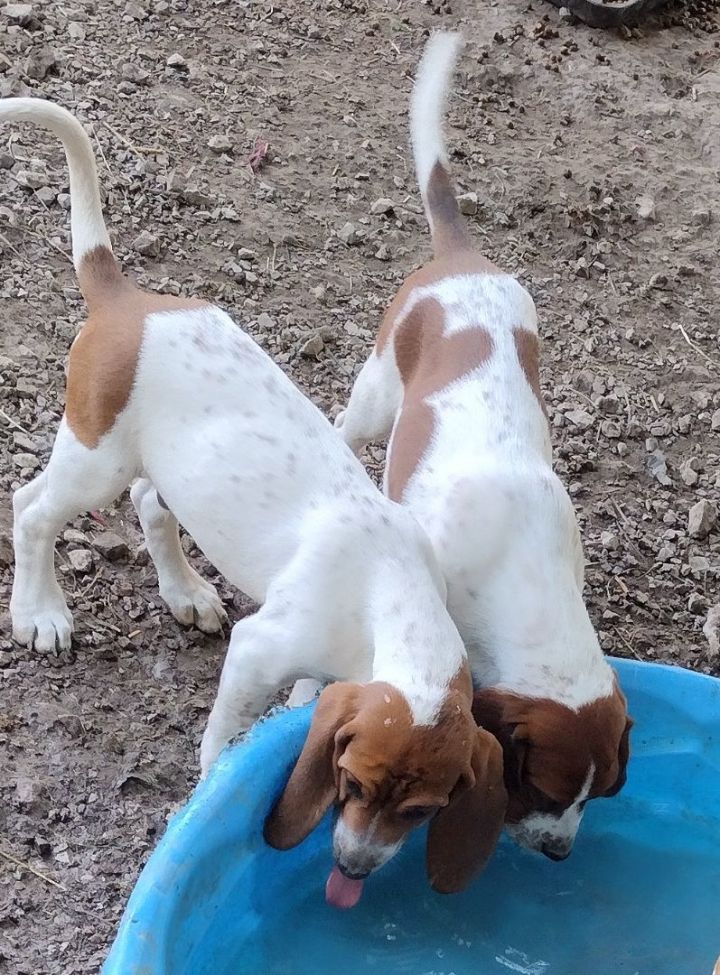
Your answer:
336;34;631;862
1;98;506;904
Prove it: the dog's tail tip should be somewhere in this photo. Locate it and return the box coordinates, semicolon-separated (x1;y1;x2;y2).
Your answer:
0;97;112;274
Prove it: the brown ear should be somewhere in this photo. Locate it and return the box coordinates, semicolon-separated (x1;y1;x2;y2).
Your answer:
426;729;507;894
604;716;633;798
264;682;358;850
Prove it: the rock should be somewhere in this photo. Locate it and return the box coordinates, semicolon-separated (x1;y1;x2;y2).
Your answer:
125;0;147;19
4;3;34;25
635;195;655;220
131;229;160;256
12;430;37;452
300;332;324;358
565;409;594;430
647;450;671;487
375;243;390;261
338;221;361;245
0;532;13;568
680;458;700;487
600;531;619;551
256;312;274;331
711;409;720;432
600;419;621;439
649;272;668;290
691;208;711;226
688;592;707;615
68;21;85;40
24;47;57;80
13;451;39;470
92;532;129;561
121;62;151;85
0;151;13;169
68;548;93;573
0;650;12;667
208;133;232;154
689;555;710;573
370;197;395;215
688;499;717;539
166;52;188;70
63;528;88;545
457;191;478;216
703;605;720;657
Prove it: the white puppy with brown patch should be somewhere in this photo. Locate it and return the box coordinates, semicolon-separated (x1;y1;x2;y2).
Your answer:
336;34;632;862
1;98;506;906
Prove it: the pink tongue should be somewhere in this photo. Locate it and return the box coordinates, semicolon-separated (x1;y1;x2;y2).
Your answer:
325;865;364;910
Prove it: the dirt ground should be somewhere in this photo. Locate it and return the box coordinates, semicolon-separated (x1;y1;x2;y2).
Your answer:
1;0;719;971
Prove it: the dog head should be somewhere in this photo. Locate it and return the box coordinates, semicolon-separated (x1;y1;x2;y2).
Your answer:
473;684;631;860
265;679;506;893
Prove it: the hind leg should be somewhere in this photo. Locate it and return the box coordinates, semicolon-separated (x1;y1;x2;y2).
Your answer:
10;419;137;652
334;349;403;454
130;478;227;634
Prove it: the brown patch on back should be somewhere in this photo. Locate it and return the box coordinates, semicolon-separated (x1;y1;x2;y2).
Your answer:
513;327;547;418
67;245;208;448
425;160;470;257
387;297;494;501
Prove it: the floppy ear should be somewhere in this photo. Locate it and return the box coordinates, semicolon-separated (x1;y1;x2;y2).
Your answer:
264;682;358;850
426;729;507;894
473;689;528;790
604;716;633;798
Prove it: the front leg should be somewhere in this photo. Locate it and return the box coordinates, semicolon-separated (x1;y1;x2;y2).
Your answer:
335;350;402;454
200;614;301;776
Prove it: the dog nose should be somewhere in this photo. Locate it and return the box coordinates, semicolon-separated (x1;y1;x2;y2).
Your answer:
541;843;571;862
337;861;370;881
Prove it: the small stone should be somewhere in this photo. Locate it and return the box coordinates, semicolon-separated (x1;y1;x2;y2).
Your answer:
600;531;619;551
0;650;12;667
300;332;324;358
711;409;720;432
121;62;151;85
24;47;57;80
236;247;256;261
0;532;13;567
256;312;274;331
600;419;621;439
689;555;710;573
703;604;720;658
565;409;594;430
68;21;85;40
338;222;360;245
92;532;129;561
457;192;478;216
35;185;56;204
13;451;39;470
68;549;93;574
208;133;232;154
375;243;390;261
688;592;708;615
63;528;87;545
635;195;655;220
649;272;668;290
370;197;395;215
12;431;37;452
0;152;14;169
691;208;711;226
680;459;700;487
647;450;671;487
4;3;34;25
688;499;717;539
166;52;188;70
125;0;147;19
131;229;160;256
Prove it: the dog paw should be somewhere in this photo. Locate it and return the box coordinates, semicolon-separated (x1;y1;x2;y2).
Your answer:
11;601;74;653
333;409;346;430
161;574;228;634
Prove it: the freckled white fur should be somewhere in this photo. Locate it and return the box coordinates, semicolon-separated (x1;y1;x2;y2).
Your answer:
5;96;468;779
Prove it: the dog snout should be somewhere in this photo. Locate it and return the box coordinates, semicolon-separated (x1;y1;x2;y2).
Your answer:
336;861;370;881
541;841;572;862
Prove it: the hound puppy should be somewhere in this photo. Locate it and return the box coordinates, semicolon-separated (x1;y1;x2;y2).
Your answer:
336;34;632;861
2;98;506;906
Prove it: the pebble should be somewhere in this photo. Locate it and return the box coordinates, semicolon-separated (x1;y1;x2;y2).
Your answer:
711;409;720;432
63;528;88;545
12;431;37;452
3;3;34;25
370;197;395;215
166;52;188;70
68;549;93;574
704;605;720;657
24;47;57;80
0;532;13;568
338;222;361;246
688;499;717;539
256;312;274;331
68;21;85;40
600;531;619;551
13;451;39;470
680;458;700;487
131;229;160;256
689;555;710;573
300;332;324;358
647;450;671;487
208;134;233;154
565;408;594;430
92;532;129;561
457;191;478;216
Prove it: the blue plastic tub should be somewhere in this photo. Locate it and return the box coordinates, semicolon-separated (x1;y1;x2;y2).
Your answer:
103;659;720;975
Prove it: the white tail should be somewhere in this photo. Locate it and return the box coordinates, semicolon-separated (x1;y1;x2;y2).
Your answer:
410;32;463;207
0;97;111;271
410;33;468;258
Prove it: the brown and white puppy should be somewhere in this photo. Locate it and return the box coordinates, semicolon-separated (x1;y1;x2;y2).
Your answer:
2;96;506;907
335;33;632;862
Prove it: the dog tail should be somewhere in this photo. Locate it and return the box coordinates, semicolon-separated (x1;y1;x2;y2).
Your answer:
0;98;117;284
410;32;470;259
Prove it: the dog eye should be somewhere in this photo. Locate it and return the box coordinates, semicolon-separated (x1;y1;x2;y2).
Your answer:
345;777;363;800
399;805;435;822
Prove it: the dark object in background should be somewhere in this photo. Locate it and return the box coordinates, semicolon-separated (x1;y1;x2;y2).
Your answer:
544;0;669;28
